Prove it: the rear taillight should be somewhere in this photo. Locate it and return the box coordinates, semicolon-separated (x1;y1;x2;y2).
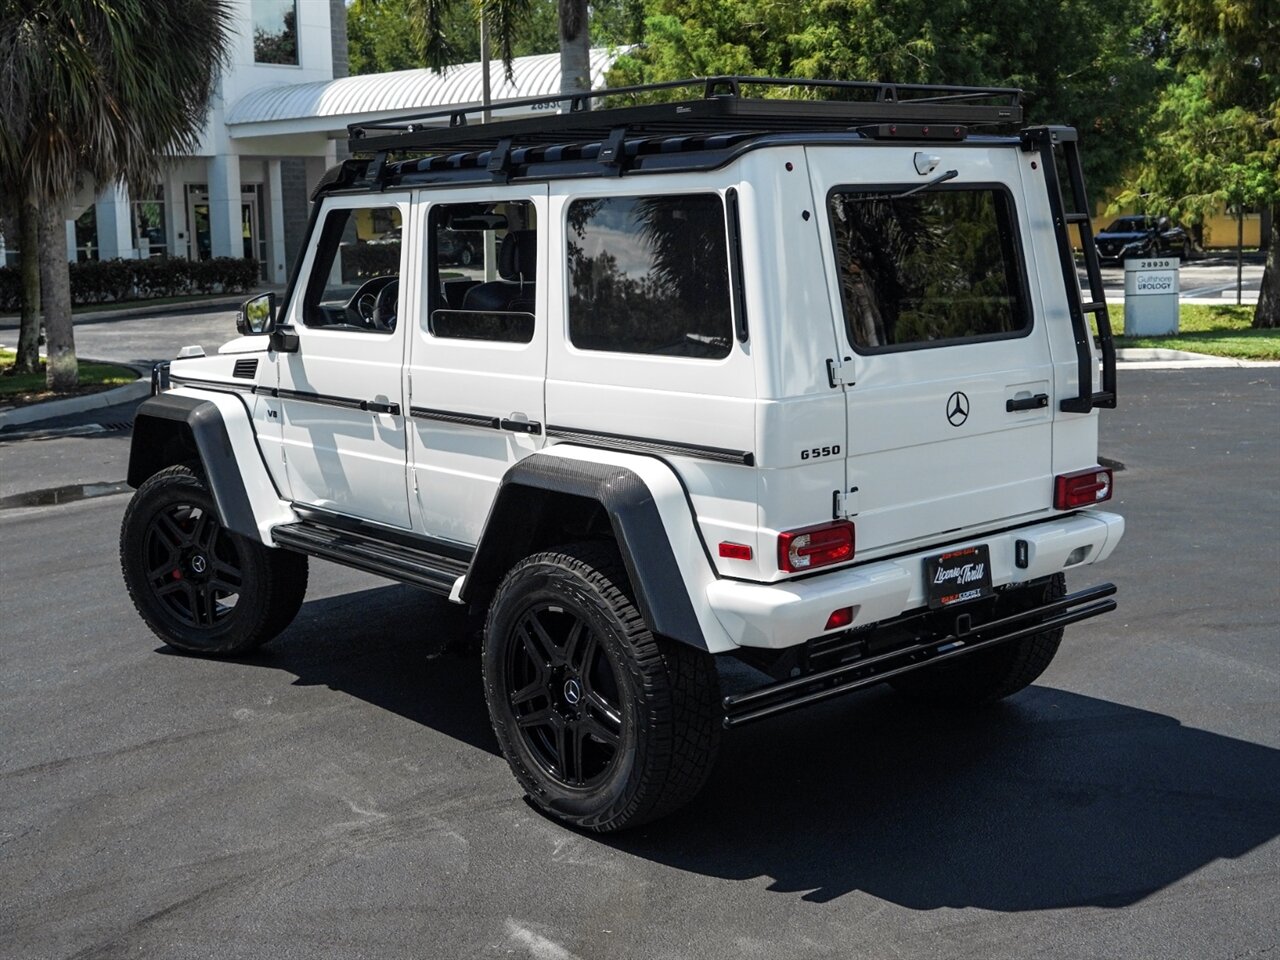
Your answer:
1054;467;1113;510
777;520;855;573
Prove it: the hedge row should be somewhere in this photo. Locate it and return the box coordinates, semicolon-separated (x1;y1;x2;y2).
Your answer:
0;256;260;311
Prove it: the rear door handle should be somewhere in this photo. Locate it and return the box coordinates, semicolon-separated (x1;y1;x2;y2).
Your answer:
1006;393;1049;412
500;417;542;435
362;399;401;415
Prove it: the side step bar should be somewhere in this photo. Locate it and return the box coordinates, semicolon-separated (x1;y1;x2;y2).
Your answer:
271;520;469;595
722;583;1117;729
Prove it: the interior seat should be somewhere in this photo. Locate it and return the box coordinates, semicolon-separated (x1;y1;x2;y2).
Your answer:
462;230;536;312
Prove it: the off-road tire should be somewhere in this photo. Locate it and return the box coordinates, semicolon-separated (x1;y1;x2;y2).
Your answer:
482;542;720;832
120;464;307;655
890;574;1067;706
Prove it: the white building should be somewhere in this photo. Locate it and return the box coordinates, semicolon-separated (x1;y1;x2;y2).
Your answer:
0;0;613;284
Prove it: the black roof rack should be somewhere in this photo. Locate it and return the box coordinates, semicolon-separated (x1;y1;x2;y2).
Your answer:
347;76;1024;156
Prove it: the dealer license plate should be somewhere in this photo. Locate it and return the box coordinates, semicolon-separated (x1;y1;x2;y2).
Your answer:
925;544;994;609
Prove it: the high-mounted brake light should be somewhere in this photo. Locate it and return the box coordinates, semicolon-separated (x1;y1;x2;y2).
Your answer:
1054;467;1113;510
777;520;855;573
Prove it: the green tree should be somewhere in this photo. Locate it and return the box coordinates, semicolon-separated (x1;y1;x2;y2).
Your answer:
609;0;1166;195
1120;0;1278;327
415;0;624;94
0;0;233;389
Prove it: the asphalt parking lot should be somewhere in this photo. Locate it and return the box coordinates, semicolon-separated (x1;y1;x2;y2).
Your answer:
1;366;1277;959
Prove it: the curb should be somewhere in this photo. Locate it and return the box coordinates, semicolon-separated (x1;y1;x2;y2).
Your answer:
0;364;151;430
1115;348;1280;369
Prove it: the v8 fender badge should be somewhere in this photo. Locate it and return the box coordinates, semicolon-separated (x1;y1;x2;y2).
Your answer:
946;391;970;427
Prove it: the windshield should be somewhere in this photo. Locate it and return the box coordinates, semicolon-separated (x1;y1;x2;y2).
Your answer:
1103;217;1150;233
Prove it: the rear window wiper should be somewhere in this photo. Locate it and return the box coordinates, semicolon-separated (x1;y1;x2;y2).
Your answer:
848;169;960;202
890;169;959;199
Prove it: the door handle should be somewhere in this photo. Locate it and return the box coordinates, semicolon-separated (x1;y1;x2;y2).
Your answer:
362;399;401;415
500;417;543;435
1006;393;1049;412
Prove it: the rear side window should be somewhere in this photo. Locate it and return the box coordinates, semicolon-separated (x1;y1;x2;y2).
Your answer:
828;188;1029;351
566;194;732;360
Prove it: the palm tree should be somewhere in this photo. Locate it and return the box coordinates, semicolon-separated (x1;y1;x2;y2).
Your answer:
0;0;233;390
419;0;591;95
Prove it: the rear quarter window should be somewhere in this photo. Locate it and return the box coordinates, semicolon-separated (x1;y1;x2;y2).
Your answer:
827;187;1030;352
566;194;733;360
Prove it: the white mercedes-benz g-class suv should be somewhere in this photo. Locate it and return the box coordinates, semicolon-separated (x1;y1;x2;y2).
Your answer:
121;77;1124;832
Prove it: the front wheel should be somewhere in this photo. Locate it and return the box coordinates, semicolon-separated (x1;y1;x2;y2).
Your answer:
120;464;307;655
482;543;721;832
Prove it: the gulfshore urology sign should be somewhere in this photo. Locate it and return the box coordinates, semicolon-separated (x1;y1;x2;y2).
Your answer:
1124;257;1180;335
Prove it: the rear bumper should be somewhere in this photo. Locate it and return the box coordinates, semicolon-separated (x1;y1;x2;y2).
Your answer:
705;509;1124;650
723;582;1117;727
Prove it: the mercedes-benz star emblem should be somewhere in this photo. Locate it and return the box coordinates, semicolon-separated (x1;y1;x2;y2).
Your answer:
190;554;207;574
563;678;582;705
946;391;970;427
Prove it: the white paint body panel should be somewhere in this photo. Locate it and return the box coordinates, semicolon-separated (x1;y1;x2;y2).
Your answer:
275;192;415;529
405;184;549;545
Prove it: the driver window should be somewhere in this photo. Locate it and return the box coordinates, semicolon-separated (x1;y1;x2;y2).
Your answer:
302;204;402;332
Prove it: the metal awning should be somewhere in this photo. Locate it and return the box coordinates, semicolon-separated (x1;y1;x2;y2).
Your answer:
226;49;619;138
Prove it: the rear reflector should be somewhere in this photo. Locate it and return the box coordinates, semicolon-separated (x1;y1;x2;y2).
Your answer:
825;606;854;630
718;541;753;561
1054;467;1113;510
777;520;855;573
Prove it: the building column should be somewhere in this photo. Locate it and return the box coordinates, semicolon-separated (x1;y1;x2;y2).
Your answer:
207;154;242;259
65;220;78;263
95;182;136;259
267;159;288;283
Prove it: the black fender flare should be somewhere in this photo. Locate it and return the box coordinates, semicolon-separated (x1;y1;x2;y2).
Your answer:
462;455;707;650
127;393;258;539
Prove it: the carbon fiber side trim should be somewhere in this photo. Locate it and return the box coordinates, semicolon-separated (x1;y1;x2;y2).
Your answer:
127;393;258;538
547;425;754;466
463;454;707;649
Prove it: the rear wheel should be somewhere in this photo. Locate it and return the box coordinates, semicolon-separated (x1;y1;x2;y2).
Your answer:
120;465;307;655
482;542;720;832
890;574;1066;706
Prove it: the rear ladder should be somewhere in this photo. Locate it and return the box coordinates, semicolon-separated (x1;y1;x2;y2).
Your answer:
1021;126;1116;413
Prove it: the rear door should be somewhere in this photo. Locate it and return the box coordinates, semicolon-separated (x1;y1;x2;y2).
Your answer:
405;185;548;546
807;144;1056;558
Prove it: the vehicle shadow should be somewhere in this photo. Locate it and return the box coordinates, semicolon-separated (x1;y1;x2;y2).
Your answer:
607;681;1280;910
197;582;501;757
184;584;1280;912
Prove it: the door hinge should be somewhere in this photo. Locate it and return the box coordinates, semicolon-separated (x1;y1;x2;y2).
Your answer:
827;357;855;388
832;486;860;519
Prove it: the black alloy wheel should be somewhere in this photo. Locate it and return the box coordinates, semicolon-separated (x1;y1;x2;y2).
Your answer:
144;500;243;629
121;464;307;655
482;542;721;832
504;601;624;790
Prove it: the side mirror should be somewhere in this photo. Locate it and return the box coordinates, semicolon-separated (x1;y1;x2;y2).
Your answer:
238;292;276;335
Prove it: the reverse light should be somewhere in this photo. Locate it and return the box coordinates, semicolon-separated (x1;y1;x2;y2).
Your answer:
777;520;855;573
1054;467;1113;510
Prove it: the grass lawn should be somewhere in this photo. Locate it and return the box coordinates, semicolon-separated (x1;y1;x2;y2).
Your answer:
0;348;138;407
1103;304;1280;361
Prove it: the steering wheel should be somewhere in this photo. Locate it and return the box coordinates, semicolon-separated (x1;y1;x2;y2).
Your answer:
372;279;399;332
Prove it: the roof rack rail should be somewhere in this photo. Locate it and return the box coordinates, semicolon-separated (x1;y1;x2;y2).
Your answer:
346;75;1023;157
